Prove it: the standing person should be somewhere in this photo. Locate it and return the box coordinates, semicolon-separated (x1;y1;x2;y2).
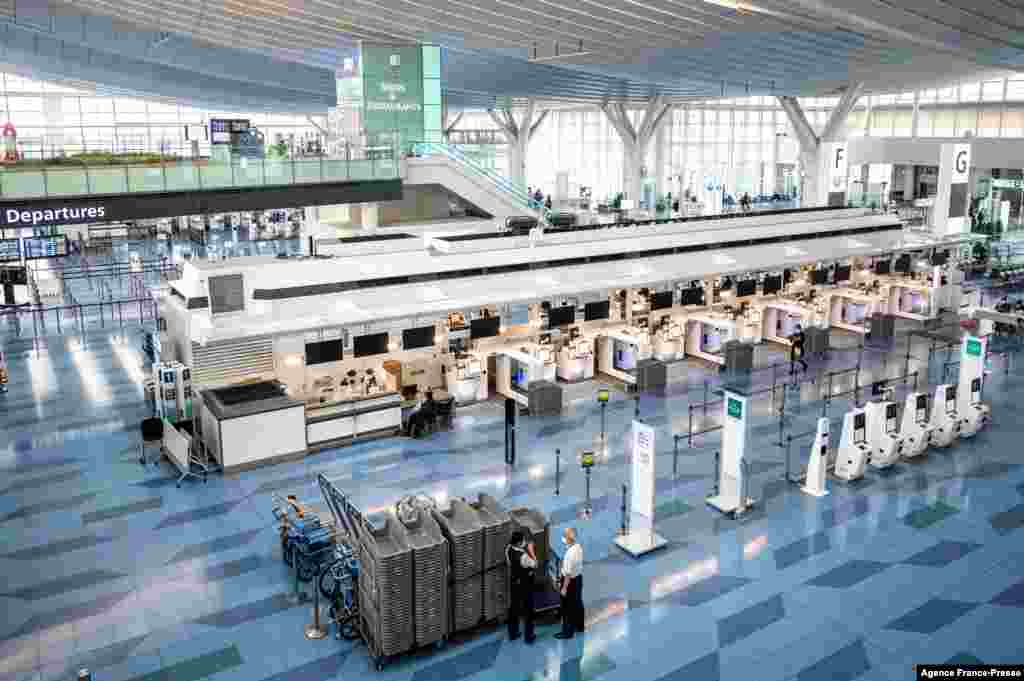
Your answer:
544;195;553;210
555;527;584;639
506;530;537;643
790;323;808;374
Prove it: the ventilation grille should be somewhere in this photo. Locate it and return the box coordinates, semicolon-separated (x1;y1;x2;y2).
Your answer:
191;336;274;388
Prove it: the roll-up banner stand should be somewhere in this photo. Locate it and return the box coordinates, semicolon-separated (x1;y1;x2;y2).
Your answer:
614;420;667;557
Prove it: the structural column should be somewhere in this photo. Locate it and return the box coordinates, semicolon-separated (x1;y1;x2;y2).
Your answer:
778;82;863;208
488;100;549;191
601;97;672;206
932;143;972;236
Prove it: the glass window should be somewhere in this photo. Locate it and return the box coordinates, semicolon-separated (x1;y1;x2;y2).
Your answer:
147;102;180;122
959;82;980;102
876;94;896;106
1007;79;1024;101
892;110;913;137
8;96;42;113
896;92;915;104
919;89;936;103
955;108;977;136
869;109;892;136
114;98;147;115
846;109;866;137
938;87;957;103
933;110;955;136
4;74;36;92
916;109;933;136
1002;108;1024;137
982;80;1004;102
80;97;113;116
978;110;1001;136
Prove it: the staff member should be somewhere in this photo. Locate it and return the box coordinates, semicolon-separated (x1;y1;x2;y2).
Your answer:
790;323;808;374
555;527;584;639
505;530;537;643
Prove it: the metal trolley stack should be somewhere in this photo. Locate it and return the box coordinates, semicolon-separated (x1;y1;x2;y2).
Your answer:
472;494;513;623
433;498;485;633
394;499;450;648
358;512;415;667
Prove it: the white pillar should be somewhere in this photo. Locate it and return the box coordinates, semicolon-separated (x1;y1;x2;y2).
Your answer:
362;203;380;231
654;122;668;203
932;143;972;236
903;165;915;200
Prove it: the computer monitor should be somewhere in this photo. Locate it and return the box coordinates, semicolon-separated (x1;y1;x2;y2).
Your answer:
306;339;343;365
763;275;782;295
651;290;674;310
402;326;435;350
811;269;828;285
853;412;866;443
736;279;757;297
681;287;705;306
353;332;389;358
470;316;501;339
874;259;891;275
584;300;610;321
931;250;949;266
548;305;576;328
834;265;851;283
894;255;911;274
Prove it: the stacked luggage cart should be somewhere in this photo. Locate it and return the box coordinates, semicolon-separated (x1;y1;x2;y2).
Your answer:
317;474;556;671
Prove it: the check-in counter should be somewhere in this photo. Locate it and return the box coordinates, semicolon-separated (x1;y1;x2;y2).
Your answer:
200;382;307;472
684;314;736;366
828;287;880;334
652;323;684;361
446;354;487;404
883;281;935;321
496;349;546;406
597;332;642;383
759;299;817;346
305;391;402;447
557;340;595;382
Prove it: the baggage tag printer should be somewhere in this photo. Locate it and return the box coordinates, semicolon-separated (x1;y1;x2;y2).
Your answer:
929;385;960;448
901;392;933;458
834;408;869;482
801;417;831;497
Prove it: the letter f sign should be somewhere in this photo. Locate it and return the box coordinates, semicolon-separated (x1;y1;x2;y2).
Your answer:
834;148;845;169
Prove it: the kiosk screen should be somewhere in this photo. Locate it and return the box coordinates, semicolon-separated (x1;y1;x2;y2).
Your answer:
916;394;928;421
885;403;899;432
402;326;435;350
945;386;957;412
306;339;343;365
763;275;782;295
353;332;389;357
834;265;851;282
548;305;576;328
584;300;610;321
651;291;674;310
470;317;501;339
971;377;981;396
853;412;866;443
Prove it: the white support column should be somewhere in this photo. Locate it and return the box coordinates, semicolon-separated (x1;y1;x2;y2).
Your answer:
933;143;972;236
601;96;671;206
488;99;545;192
778;83;863;208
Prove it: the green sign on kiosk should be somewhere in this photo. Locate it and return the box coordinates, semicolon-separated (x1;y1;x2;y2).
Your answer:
965;338;982;358
727;397;743;420
581;450;595;468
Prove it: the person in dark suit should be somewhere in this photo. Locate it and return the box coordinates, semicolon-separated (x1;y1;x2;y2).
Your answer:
790;324;808;374
506;530;538;643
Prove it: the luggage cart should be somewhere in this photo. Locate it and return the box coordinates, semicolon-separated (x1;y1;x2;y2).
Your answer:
272;494;338;582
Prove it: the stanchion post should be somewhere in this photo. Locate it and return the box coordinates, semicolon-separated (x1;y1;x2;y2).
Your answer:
619;484;628;536
673;435;679;478
555;449;561;496
703;379;709;421
634;387;640;418
304;563;328;640
291;558;307;604
687;405;694;448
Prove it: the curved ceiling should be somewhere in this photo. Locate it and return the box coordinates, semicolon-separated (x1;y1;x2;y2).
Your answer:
4;0;1024;108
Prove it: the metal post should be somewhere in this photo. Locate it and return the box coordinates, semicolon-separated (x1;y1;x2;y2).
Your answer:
304;564;329;640
673;435;679;478
584;466;592;510
619;484;628;535
555;449;561;495
687;405;694;448
712;451;721;496
291;558;307;603
784;434;793;482
600;401;607;439
634;389;640;418
703;379;709;421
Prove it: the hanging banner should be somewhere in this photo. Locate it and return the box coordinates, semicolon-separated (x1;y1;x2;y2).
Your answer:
631;420;656;522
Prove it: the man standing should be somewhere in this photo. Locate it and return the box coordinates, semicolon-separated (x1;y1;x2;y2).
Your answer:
790;323;808;374
555;527;584;639
506;530;537;643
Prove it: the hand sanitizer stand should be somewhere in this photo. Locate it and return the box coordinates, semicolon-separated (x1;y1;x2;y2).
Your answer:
614;420;668;557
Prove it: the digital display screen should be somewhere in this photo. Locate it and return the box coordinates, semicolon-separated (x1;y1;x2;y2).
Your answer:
402;325;435;350
22;237;66;259
650;291;674;310
945;385;957;403
548;305;576;328
681;288;705;306
853;412;866;429
0;266;27;285
584;300;610;321
763;275;782;295
811;269;828;285
0;238;20;262
208;274;245;314
853;411;866;442
353;332;389;357
834;265;851;282
894;255;911;273
306;339;343;365
736;279;757;297
886;403;898;419
470;316;501;339
916;394;928;410
874;259;891;275
931;250;949;266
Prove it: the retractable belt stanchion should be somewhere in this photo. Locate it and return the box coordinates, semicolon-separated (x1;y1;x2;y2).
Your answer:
305;564;329;640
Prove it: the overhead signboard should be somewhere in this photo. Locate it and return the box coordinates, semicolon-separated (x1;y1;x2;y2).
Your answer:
209;118;250;144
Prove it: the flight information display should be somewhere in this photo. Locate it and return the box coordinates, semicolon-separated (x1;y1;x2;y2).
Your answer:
0;238;20;262
21;237;66;259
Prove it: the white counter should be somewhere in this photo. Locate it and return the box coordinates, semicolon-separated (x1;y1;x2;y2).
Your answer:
305;392;402;447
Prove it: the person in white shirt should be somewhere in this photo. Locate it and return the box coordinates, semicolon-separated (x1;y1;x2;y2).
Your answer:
506;530;538;643
555;527;584;639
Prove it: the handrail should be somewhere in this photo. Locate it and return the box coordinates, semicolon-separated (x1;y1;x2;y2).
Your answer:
410;141;540;213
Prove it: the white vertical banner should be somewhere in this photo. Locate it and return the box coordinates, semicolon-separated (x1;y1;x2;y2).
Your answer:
817;142;848;207
631;420;656;526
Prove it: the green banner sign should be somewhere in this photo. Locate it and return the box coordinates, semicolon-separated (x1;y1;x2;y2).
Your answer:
727;397;743;420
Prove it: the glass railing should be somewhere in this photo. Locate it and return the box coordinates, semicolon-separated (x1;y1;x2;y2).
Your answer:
0;150;400;200
411;141;543;215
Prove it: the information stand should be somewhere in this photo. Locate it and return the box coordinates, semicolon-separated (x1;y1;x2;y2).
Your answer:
707;387;756;515
614;420;667;557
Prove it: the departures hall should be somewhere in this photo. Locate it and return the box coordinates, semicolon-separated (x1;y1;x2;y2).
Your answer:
2;2;1024;681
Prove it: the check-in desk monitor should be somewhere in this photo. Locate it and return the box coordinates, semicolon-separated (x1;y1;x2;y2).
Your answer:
651;291;674;310
763;275;782;295
681;287;705;306
736;279;757;297
354;332;389;357
471;316;501;339
945;385;957;413
835;265;851;283
915;394;928;422
874;259;891;275
811;269;828;285
402;325;435;350
885;403;899;433
585;300;610;321
548;305;576;328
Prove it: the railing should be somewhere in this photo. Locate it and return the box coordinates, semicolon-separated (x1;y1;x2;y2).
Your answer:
0;297;158;338
410;141;542;215
0;145;399;199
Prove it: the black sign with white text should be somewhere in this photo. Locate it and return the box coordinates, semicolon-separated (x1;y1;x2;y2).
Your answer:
918;665;1024;679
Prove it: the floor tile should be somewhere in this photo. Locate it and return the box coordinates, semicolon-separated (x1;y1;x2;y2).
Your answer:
410;639;503;681
81;497;163;524
901;540;981;567
903;501;960;530
716;595;786;648
990;579;1024;608
805;560;890;589
774;532;831;571
884;599;979;634
795;639;871;681
652;652;719;681
989;504;1024;536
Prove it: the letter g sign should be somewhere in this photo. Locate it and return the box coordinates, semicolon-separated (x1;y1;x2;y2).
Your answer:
955;151;968;174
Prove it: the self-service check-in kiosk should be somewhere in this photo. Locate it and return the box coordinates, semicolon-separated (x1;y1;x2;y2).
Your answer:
864;397;903;469
900;392;933;458
929;384;961;447
801;417;831;497
707;390;756;515
834;408;869;482
958;335;991;438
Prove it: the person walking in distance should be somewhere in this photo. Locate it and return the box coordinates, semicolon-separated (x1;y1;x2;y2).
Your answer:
555;527;584;639
790;323;808;374
505;530;537;643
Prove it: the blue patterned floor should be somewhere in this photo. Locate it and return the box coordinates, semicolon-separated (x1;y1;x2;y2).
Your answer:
2;321;1024;681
